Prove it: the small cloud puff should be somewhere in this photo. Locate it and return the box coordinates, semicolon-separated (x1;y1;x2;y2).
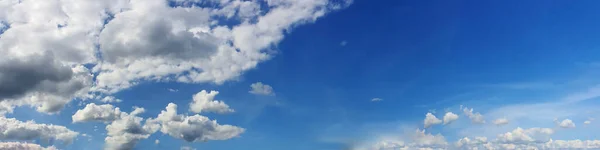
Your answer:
249;82;275;96
493;118;509;126
424;113;442;128
371;98;383;102
556;119;576;128
443;112;459;125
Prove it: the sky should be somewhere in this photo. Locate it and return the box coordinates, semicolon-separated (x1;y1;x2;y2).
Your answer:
2;0;600;150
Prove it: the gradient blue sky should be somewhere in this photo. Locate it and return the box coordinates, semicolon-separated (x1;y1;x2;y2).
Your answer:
2;0;600;150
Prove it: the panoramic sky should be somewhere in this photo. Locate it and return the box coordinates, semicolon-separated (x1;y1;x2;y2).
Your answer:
2;0;600;150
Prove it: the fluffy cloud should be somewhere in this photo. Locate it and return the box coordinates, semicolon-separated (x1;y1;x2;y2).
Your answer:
249;82;275;96
366;129;447;150
557;119;576;128
496;127;554;143
443;112;459;125
72;103;122;123
462;106;485;124
71;104;156;150
148;103;245;142
155;139;159;145
361;127;600;150
189;90;234;114
423;113;442;128
0;116;78;144
0;0;351;113
492;118;509;126
584;120;591;125
0;142;57;150
543;139;600;149
91;0;352;93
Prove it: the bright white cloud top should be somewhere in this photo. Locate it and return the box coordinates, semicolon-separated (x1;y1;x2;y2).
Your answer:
557;118;576;128
189;90;234;114
423;112;442;128
443;112;459;125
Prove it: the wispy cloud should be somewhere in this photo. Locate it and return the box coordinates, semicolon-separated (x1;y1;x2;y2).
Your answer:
371;98;383;102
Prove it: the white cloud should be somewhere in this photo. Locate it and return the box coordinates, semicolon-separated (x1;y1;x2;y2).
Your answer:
104;106;157;150
0;142;57;150
0;116;78;144
584;120;591;125
72;103;122;123
423;113;442;128
148;103;245;142
155;139;159;145
543;139;600;149
360;127;587;150
100;96;122;103
371;98;383;102
557;119;576;128
249;82;275;96
496;127;554;143
0;0;351;114
168;88;179;92
462;107;485;124
443;112;459;125
90;0;352;93
189;90;234;114
180;146;196;150
72;103;157;149
492;118;509;126
363;129;448;150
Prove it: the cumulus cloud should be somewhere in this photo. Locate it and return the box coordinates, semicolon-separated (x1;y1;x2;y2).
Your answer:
155;139;159;145
0;142;57;150
360;127;599;150
72;103;122;123
189;90;234;114
493;118;509;126
443;112;459;125
462;106;485;124
584;120;591;125
89;0;352;93
249;82;275;96
0;0;351;113
0;116;78;144
72;103;156;150
423;113;442;128
496;127;554;143
366;129;447;150
148;103;245;142
556;119;576;128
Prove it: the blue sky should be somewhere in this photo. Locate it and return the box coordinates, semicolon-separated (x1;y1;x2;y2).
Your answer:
2;0;600;150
